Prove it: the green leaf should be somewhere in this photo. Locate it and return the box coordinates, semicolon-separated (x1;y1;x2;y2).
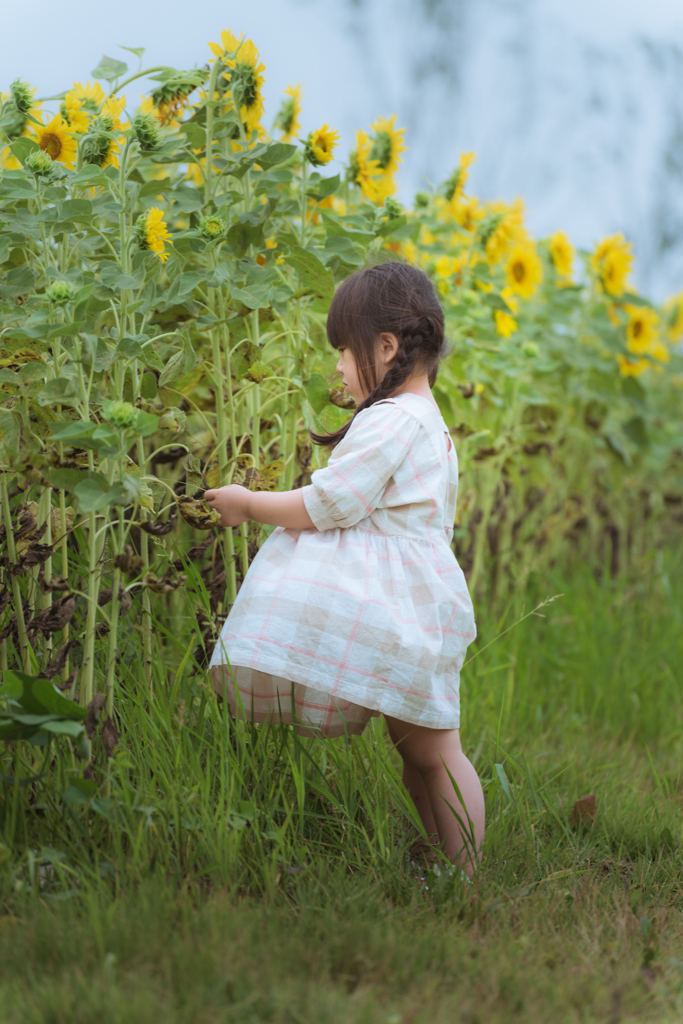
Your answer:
37;377;78;407
140;371;158;400
9;137;40;164
58;198;93;222
256;142;296;169
323;236;365;267
158;334;196;387
231;283;272;310
134;411;159;437
375;214;408;238
302;373;330;414
120;45;146;60
623;415;648;447
42;719;86;740
0;265;37;299
139;177;172;197
74;477;113;512
0;236;10;263
31;679;87;721
309;174;340;199
0;411;21;465
91;55;129;81
285;245;335;302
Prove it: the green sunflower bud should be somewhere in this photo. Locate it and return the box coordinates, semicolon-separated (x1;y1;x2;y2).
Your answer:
522;341;539;358
10;79;33;116
45;280;76;305
383;197;403;219
104;400;138;430
24;149;54;177
132;111;161;152
80;120;113;168
198;214;226;241
414;192;430;209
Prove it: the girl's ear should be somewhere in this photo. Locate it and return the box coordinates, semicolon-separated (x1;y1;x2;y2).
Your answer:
379;332;399;366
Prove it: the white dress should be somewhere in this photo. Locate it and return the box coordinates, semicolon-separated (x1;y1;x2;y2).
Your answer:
209;392;477;736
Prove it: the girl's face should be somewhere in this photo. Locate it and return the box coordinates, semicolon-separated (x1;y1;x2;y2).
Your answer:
336;346;366;404
335;335;398;404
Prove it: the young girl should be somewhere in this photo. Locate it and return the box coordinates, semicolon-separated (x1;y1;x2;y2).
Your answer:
205;262;485;873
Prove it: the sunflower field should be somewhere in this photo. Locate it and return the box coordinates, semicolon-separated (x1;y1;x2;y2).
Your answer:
0;29;682;880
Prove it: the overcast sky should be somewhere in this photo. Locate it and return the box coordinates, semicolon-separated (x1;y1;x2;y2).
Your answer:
3;0;683;141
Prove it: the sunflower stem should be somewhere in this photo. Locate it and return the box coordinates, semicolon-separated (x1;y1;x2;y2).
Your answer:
204;59;223;205
1;473;31;673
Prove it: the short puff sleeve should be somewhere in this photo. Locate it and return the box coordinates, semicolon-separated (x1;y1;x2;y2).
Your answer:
302;401;420;531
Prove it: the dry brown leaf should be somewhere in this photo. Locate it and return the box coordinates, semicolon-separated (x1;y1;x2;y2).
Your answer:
102;717;121;758
84;693;106;740
569;793;596;826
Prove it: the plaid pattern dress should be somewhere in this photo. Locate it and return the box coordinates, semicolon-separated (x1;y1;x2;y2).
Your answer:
210;392;476;736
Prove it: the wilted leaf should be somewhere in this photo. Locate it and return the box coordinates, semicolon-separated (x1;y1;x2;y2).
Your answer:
569;793;596;826
177;495;221;530
113;544;144;574
84;693;106;740
43;640;77;681
144;570;187;594
97;583;131;613
26;594;76;636
102;717;121;758
137;509;177;536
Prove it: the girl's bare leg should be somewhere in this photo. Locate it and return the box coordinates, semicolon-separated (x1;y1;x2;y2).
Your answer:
386;716;485;875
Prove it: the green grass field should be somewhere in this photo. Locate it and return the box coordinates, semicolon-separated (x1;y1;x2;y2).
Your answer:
1;553;682;1023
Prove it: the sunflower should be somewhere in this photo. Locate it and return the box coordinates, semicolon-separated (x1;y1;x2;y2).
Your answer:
28;113;77;168
590;234;633;297
273;84;301;143
663;291;683;342
616;354;649;377
305;123;340;167
368;115;406;179
548;230;574;280
347;129;386;203
135;207;171;262
452;195;482;232
210;30;266;137
480;199;527;265
442;151;475;205
60;98;89;134
625;304;659;356
65;81;105;116
494;287;519;337
505;243;543;299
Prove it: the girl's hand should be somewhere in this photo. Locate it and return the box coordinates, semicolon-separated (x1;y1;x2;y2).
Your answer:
204;485;251;528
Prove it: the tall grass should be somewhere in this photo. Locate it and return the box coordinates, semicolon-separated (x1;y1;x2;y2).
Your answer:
0;554;682;1022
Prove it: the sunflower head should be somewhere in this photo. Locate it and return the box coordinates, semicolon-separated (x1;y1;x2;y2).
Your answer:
368;115;406;177
505;243;543;299
29;113;77;169
60;98;90;134
479;199;526;265
663;292;683;342
625;304;659;356
273;84;301;143
305;123;340;167
212;33;266;136
548;230;574;280
134;207;171;262
590;233;633;297
442;152;475;204
616;354;649;378
66;81;105;116
132;111;161;152
150;69;207;126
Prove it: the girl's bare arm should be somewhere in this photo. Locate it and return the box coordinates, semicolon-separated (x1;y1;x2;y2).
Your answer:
204;485;315;530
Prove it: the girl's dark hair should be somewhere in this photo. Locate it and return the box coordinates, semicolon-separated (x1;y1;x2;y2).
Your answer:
312;262;446;448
